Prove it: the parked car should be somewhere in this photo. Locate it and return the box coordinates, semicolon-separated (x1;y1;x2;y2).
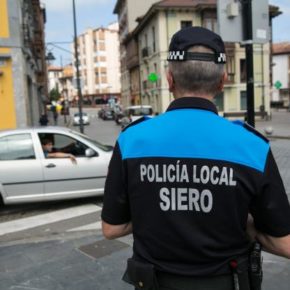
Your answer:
73;112;90;126
120;105;153;128
0;127;113;205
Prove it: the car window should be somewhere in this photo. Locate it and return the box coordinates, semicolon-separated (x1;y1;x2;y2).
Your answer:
0;134;36;160
72;131;113;152
38;133;94;157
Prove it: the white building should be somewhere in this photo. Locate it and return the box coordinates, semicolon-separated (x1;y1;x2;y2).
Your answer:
47;66;62;93
75;22;121;104
272;42;290;106
125;0;280;116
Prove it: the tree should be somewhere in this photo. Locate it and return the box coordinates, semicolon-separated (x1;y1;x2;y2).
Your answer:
49;88;61;102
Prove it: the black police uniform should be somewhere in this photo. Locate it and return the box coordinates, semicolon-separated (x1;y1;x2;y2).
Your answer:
101;27;290;290
102;97;290;287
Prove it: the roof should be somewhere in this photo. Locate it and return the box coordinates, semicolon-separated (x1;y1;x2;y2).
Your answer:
272;42;290;55
113;0;123;14
157;0;215;7
47;66;63;72
127;0;215;40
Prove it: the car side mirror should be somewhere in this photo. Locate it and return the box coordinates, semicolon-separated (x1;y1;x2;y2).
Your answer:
85;148;97;157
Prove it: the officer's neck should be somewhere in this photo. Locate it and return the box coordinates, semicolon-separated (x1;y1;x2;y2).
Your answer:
174;92;214;102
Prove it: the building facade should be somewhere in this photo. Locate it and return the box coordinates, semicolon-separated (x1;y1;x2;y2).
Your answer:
48;66;62;93
114;0;160;107
0;0;47;130
272;42;290;107
121;0;281;116
59;65;74;104
75;22;121;105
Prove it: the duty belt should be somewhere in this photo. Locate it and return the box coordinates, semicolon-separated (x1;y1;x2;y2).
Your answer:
157;272;237;290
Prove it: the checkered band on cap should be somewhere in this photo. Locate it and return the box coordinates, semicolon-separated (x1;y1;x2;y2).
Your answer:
217;53;226;64
167;51;186;61
167;51;227;64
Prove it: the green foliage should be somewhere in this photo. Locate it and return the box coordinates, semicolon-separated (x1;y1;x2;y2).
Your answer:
49;88;61;102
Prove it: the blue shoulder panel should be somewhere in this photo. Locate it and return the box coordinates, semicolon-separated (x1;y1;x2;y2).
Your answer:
118;109;270;173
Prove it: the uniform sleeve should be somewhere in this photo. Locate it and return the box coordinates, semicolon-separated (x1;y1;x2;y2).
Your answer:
101;141;131;225
250;149;290;237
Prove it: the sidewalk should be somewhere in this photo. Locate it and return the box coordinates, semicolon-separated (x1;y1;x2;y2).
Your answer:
256;110;290;139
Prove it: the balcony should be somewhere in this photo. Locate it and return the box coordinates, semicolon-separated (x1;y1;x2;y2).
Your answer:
126;55;139;70
226;73;235;83
142;47;151;58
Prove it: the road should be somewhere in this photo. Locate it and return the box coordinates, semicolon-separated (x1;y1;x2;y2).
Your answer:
0;108;289;290
0;108;118;243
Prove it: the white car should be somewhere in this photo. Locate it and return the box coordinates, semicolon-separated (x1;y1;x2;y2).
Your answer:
0;127;113;205
73;112;90;125
120;105;153;128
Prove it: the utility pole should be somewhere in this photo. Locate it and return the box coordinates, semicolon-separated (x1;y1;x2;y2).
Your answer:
242;0;255;127
72;0;84;133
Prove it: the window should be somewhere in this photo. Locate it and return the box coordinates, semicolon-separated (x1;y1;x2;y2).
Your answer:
181;21;192;29
0;59;6;67
226;55;235;82
203;18;217;33
240;91;247;110
202;11;217;33
144;33;148;48
240;59;247;83
152;26;156;52
214;92;224;112
38;133;93;157
0;134;35;160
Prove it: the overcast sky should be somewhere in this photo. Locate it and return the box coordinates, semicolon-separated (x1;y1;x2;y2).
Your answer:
42;0;290;66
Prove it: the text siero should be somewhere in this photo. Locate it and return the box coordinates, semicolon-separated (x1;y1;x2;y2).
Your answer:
159;187;213;213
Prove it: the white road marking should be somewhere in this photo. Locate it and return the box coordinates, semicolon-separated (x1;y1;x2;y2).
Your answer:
67;221;102;232
0;204;102;236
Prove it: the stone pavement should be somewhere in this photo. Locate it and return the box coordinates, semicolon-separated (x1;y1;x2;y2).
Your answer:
256;110;290;195
0;110;289;290
256;110;290;139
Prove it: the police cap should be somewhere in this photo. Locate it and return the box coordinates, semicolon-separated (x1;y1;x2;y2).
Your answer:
167;26;226;64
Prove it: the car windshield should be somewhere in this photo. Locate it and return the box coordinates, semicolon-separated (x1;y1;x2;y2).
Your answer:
74;113;88;117
129;107;153;116
71;131;113;152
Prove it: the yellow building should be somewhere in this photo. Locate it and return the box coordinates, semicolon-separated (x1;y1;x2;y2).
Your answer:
0;0;47;130
0;0;16;129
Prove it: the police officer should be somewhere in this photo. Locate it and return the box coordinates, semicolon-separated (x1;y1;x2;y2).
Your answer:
101;27;290;290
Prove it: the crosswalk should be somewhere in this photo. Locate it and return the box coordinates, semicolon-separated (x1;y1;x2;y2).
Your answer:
0;203;103;241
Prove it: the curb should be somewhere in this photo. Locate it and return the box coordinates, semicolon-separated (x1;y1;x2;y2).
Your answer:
266;135;290;140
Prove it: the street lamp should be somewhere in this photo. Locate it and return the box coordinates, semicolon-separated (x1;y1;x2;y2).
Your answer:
72;0;84;133
45;51;56;63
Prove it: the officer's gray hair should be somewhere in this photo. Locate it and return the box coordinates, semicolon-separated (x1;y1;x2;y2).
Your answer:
168;46;225;96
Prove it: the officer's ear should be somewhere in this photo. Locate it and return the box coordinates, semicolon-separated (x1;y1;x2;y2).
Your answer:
218;72;227;92
166;69;175;92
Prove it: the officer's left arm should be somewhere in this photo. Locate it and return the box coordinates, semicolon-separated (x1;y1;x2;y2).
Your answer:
102;221;132;240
